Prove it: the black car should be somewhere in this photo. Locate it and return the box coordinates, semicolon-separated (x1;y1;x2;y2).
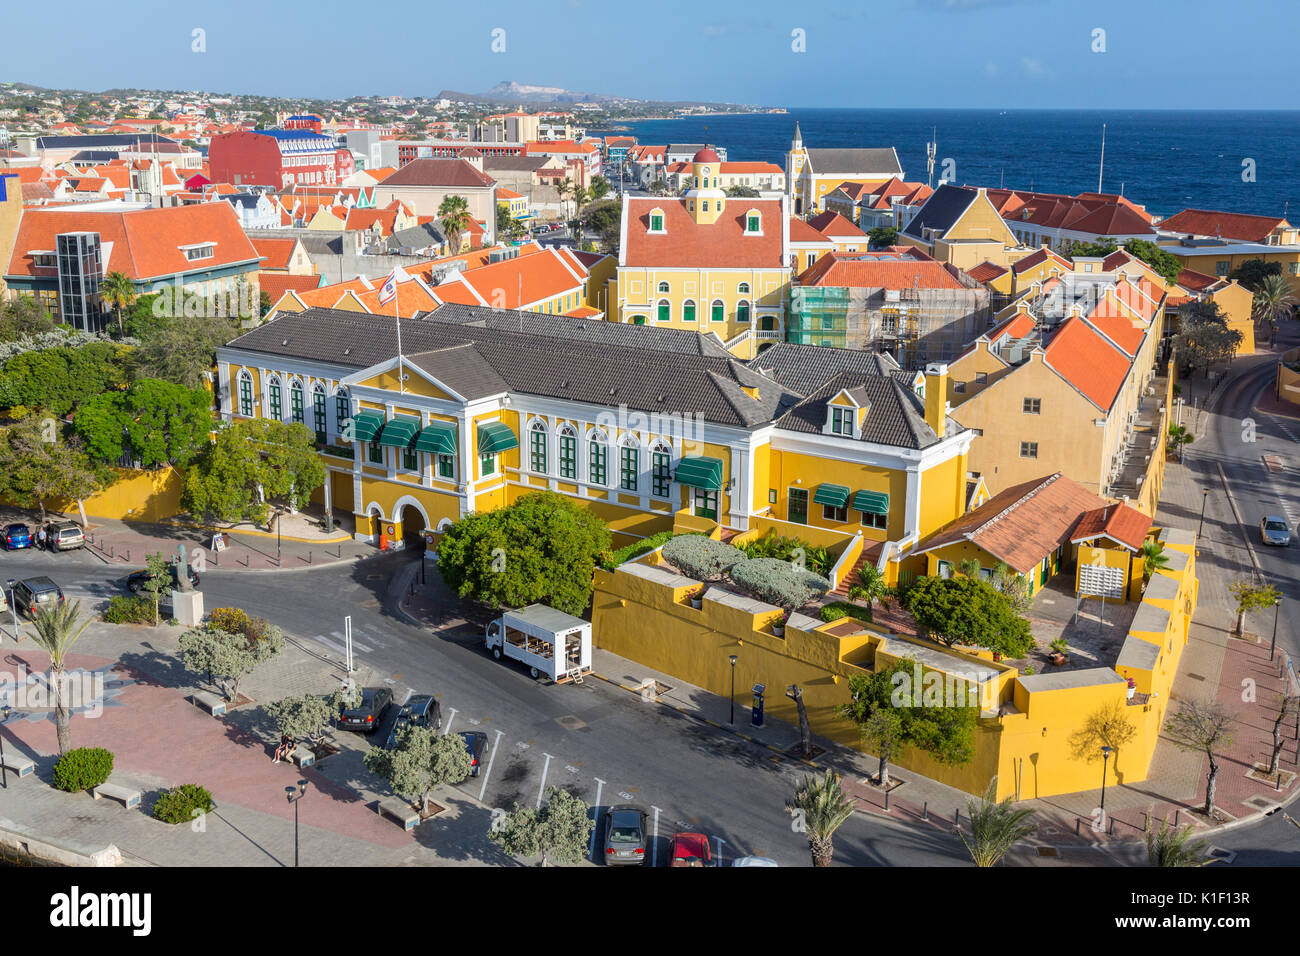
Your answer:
385;694;442;749
459;731;489;777
9;577;64;618
339;687;393;734
126;562;199;594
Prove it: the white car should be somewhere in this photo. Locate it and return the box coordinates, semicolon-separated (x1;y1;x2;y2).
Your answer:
732;856;779;867
1260;516;1292;547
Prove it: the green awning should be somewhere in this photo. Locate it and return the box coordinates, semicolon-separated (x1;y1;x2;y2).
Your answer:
414;421;458;455
813;483;850;508
674;456;723;491
477;421;518;455
350;409;385;442
378;416;420;448
852;490;890;515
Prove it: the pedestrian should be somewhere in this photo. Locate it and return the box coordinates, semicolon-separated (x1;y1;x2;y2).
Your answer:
273;733;293;764
35;526;46;550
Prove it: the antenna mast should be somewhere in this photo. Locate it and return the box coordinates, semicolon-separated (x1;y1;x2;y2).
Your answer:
1097;123;1106;193
926;127;936;188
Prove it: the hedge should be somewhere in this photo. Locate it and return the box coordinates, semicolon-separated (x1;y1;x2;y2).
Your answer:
153;783;214;824
661;535;745;582
730;557;831;610
103;595;155;624
52;747;114;792
820;601;873;624
599;530;677;571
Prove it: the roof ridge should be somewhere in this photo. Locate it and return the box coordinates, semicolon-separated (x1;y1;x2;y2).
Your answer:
970;473;1062;540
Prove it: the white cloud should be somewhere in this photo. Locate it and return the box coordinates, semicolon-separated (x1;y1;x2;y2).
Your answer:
1020;56;1045;76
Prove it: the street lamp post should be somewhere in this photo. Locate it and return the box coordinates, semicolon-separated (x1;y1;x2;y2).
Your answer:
285;779;308;867
0;705;10;789
5;579;16;642
1099;745;1113;819
1272;597;1281;661
728;655;738;725
1197;489;1209;540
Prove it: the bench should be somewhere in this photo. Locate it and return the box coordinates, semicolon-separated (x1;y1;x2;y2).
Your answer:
376;798;420;831
191;691;227;717
0;754;34;779
290;745;315;768
92;782;141;809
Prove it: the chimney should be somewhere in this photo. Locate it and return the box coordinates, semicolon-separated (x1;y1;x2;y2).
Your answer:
924;362;949;434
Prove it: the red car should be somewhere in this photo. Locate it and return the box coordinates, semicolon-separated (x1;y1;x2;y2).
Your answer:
669;832;711;867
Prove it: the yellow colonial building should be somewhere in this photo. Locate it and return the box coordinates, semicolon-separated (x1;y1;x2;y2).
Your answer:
215;305;975;571
612;148;791;358
784;123;905;217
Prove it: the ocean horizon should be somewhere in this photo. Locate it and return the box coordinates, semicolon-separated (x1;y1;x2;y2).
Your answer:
620;108;1300;220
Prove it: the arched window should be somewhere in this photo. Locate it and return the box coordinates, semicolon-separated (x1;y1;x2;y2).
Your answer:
657;299;671;322
619;437;640;492
711;300;725;322
289;380;305;424
650;441;673;498
737;300;751;323
737;282;751;295
334;387;350;435
557;423;577;480
529;419;548;474
682;300;696;323
588;429;608;486
237;370;253;417
312;383;327;443
267;375;283;420
657;281;670;294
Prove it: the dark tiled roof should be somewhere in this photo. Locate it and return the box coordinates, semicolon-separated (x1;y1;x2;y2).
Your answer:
482;156;553;172
901;183;977;240
805;148;902;176
37;133;178;149
748;342;903;396
379;159;495;188
773;370;940;449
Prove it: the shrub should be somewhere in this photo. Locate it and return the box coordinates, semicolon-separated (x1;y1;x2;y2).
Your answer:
102;595;154;624
820;601;873;624
52;747;114;792
740;529;831;576
599;530;678;571
730;557;831;610
153;783;214;824
661;535;745;582
207;607;280;645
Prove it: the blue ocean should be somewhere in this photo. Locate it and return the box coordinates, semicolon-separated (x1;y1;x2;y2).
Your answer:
622;109;1300;220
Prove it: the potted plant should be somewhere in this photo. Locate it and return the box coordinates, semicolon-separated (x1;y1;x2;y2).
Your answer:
773;610;790;637
1048;637;1068;666
686;586;705;610
1126;676;1137;700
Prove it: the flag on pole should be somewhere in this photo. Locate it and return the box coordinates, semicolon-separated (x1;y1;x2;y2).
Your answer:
377;265;409;306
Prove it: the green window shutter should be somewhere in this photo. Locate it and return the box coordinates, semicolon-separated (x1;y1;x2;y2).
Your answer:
674;456;723;490
291;386;304;424
269;383;281;419
737;302;750;323
652;450;671;497
477;421;519;454
530;427;548;472
683;302;696;322
813;483;850;508
620;445;639;491
589;440;607;486
437;454;454;479
560;434;577;479
239;379;252;416
414;422;457;455
657;301;670;322
711;302;724;322
852;490;890;515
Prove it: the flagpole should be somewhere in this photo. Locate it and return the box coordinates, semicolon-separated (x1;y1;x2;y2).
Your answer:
396;274;404;394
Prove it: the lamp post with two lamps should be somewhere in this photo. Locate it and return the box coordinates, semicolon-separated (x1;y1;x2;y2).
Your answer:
285;779;308;867
728;655;738;725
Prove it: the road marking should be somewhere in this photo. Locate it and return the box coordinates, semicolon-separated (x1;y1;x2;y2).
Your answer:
442;707;457;735
466;717;481;725
618;791;634;801
328;630;375;652
536;753;554;808
515;741;530;751
650;805;662;867
565;764;580;774
478;729;505;802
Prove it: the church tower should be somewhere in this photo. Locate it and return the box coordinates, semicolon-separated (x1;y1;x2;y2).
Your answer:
685;146;725;225
786;122;807;215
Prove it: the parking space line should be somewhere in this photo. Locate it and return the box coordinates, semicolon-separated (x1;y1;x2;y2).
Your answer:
478;728;505;802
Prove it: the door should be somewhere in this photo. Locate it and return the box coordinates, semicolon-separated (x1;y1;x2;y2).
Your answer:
787;487;808;525
693;486;718;521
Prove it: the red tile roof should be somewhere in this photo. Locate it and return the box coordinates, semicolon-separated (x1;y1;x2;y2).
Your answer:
1070;503;1151;552
1176;267;1220;292
1158;207;1289;243
378;159;495;188
252;238;299;271
797;250;965;290
6;202;258;281
806;210;868;240
1043;315;1131;410
967;261;1008;283
258;272;322;301
788;217;830;244
988;188;1156;237
625;198;786;269
917;473;1110;574
1012;247;1071;274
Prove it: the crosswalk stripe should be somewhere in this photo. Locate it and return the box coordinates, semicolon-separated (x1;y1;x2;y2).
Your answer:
327;630;375;652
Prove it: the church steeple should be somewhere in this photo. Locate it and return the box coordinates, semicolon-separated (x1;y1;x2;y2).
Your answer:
792;121;802;149
685;146;724;225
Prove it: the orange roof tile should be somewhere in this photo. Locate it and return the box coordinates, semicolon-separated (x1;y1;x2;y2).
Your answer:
1158;208;1288;243
1070;503;1152;552
258;272;322;301
625;198;786;269
805;210;868;240
967;261;1009;283
797;250;964;290
1043;315;1131;410
788;217;830;244
252;238;298;271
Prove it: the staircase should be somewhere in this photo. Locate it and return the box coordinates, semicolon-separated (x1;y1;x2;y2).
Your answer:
831;542;883;598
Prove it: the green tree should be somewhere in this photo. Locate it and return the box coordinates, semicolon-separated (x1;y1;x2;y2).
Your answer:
1145;816;1211;867
436;491;612;615
491;786;595;866
127;313;237;388
847;563;892;614
363;724;472;814
138;552;173;626
1137;540;1170;584
587;175;610;201
0;295;57;341
1251;273;1296;334
0;342;129;415
26;600;93;755
1267;694;1300;776
901;574;1035;657
725;184;761;198
868;226;898;249
1173;312;1242;373
648;179;669;196
1166;423;1194;462
1229;257;1282;292
841;658;978;786
181;419;325;526
265;692;343;748
73;378;213;467
1121;239;1183;284
1067;237;1118;258
1069;700;1138;763
959;778;1036;866
1228;580;1278;636
438;194;472;252
1164;700;1235;817
0;415;105;525
177;622;285;702
101;271;137;338
786;770;855;867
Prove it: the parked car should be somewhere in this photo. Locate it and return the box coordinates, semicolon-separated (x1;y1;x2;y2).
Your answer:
458;731;488;777
385;694;442;748
2;523;32;550
669;832;712;867
43;521;84;552
126;562;199;594
1260;516;1291;547
339;687;393;734
732;856;779;867
9;577;64;618
603;805;648;865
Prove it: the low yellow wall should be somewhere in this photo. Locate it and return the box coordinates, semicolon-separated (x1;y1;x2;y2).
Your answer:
38;466;185;523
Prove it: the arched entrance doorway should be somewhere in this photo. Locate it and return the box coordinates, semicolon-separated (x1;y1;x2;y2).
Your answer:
399;505;426;551
366;505;383;545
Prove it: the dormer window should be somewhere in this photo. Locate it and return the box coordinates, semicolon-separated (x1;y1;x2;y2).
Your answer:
830;406;855;436
180;242;216;262
648;209;665;233
30;252;56;268
745;210;762;234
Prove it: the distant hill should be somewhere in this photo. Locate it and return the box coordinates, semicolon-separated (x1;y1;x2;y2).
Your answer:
436;80;751;110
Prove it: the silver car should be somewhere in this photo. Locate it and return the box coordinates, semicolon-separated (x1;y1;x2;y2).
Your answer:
603;805;648;865
1260;516;1291;547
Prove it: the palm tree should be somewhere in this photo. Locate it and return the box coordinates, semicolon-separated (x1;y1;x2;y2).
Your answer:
101;271;136;337
27;600;93;755
959;779;1036;866
438;194;472;252
1166;423;1193;462
787;770;855;867
1138;540;1170;585
1252;273;1296;338
847;564;891;616
1145;816;1211;866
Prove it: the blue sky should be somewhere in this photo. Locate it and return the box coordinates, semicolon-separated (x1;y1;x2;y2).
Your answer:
7;0;1299;109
